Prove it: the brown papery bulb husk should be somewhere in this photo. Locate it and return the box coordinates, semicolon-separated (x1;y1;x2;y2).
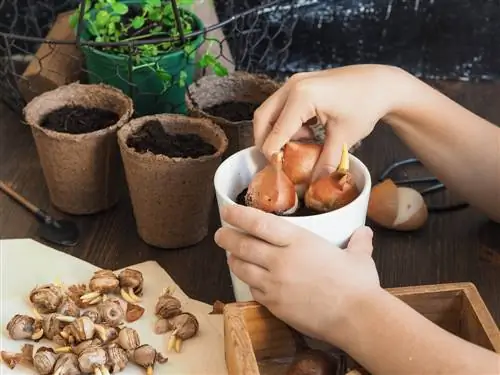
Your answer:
107;343;129;373
245;152;299;215
42;313;64;340
78;347;107;373
118;268;144;295
53;353;80;375
305;171;360;212
97;299;124;327
155;291;182;319
33;347;58;375
29;283;64;314
6;314;41;340
89;269;120;294
57;297;80;317
118;327;140;350
282;141;322;198
367;179;428;231
168;312;199;340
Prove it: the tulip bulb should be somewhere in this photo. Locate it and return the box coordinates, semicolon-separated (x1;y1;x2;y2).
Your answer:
367;179;428;231
245;152;299;215
304;143;360;212
282;141;322;198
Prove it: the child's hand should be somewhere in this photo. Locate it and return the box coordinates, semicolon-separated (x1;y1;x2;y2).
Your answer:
214;204;381;344
253;64;408;178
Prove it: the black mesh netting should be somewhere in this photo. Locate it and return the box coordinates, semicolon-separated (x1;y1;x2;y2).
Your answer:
1;0;500;116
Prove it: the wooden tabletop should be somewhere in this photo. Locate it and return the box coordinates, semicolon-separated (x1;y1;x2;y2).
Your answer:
1;80;499;325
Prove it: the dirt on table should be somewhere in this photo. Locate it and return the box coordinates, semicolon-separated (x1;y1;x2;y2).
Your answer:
126;119;217;158
203;101;260;122
40;105;120;134
236;187;318;217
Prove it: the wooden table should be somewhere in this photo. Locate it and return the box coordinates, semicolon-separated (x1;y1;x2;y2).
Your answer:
1;80;499;325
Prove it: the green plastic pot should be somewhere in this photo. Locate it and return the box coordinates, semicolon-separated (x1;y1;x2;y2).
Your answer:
78;0;205;116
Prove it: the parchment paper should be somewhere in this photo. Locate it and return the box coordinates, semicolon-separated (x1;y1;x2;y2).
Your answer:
0;239;228;374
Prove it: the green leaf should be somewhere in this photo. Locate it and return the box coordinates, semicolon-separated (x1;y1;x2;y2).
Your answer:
68;11;79;29
112;2;129;15
147;0;162;7
149;10;162;21
131;16;145;29
157;69;172;82
213;61;228;76
95;10;110;26
178;70;188;87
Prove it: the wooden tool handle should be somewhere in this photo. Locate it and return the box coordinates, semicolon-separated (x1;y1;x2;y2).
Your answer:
0;181;39;214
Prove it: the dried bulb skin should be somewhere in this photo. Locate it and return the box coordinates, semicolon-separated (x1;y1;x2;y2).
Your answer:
71;339;96;355
29;283;64;313
245;152;299;215
53;353;80;375
132;344;167;370
117;327;140;350
155;290;182;319
132;344;156;368
61;316;95;344
154;318;171;334
94;324;118;344
81;307;101;323
106;343;129;373
78;347;108;373
0;344;34;369
282;142;322;197
6;314;42;340
167;312;199;352
67;284;89;308
89;270;120;294
118;268;144;295
305;171;360;212
33;347;59;375
41;313;64;340
57;297;80;317
168;312;199;340
97;299;125;327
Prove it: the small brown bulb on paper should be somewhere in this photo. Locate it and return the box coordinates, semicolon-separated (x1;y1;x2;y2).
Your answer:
367;179;428;231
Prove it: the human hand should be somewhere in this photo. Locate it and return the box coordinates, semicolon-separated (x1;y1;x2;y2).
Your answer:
253;64;408;179
214;204;381;345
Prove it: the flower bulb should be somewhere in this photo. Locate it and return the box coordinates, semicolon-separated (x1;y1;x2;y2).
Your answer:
245;152;299;215
282;141;322;198
304;144;360;212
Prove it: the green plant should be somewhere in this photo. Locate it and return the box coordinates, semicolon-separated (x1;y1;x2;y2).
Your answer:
70;0;228;88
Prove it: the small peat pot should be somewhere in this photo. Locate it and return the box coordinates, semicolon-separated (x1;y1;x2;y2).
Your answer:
186;71;281;158
117;114;228;249
23;83;134;215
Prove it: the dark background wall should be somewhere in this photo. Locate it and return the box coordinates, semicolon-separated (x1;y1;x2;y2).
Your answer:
1;0;500;81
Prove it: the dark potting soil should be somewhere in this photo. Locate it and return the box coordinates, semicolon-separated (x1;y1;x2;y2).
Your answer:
40;105;120;134
127;120;217;158
236;188;318;217
203;101;261;122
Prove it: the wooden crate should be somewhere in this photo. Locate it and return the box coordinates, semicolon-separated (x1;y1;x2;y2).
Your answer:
223;282;500;375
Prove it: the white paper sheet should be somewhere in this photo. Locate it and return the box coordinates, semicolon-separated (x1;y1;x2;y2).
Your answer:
0;239;227;374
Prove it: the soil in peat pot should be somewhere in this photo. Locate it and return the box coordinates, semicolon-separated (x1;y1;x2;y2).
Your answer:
40;105;120;134
236;187;318;217
126;120;217;158
203;101;261;122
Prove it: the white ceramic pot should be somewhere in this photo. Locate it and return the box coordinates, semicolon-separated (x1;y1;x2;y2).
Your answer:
213;146;372;302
